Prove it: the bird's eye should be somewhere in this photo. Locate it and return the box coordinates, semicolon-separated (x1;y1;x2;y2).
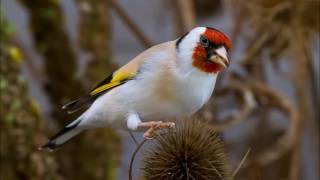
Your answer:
200;36;209;47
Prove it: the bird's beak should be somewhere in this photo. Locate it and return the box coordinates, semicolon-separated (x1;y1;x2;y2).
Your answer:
209;47;229;69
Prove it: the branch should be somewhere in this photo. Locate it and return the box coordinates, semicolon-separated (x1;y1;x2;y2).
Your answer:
208;80;256;131
110;0;153;48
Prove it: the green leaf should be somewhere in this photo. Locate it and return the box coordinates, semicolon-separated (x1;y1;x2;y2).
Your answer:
0;76;8;90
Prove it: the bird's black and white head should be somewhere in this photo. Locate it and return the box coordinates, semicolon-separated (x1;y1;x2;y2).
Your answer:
176;27;232;74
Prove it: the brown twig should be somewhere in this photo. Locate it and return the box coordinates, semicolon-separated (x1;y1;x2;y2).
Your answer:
238;2;291;65
232;148;251;179
76;0;117;87
110;0;153;48
288;1;312;178
208;80;256;131
248;81;299;166
226;1;317;178
172;0;196;35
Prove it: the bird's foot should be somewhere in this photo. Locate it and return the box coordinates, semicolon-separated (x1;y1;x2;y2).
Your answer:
140;121;175;139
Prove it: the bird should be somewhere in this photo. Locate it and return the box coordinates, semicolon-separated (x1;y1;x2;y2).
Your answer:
40;27;232;150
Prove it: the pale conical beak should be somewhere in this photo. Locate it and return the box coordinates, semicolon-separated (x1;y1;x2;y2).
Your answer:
209;47;229;69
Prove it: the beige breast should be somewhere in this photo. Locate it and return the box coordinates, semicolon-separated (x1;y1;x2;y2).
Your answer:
115;41;177;76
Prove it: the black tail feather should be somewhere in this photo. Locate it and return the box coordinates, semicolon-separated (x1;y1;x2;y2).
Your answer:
40;119;82;151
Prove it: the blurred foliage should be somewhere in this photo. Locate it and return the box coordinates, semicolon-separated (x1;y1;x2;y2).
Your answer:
10;0;122;179
0;18;61;179
18;0;83;118
0;16;15;42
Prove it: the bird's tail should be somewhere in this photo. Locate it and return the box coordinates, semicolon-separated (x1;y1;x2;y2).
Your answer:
40;117;84;151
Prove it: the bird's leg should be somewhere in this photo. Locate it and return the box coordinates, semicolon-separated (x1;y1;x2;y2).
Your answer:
138;121;175;139
126;112;175;139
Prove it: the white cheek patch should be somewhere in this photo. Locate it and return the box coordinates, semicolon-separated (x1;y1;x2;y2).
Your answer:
176;27;206;73
178;27;206;54
215;46;229;63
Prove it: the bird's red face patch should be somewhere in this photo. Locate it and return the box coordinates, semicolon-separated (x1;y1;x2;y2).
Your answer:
192;46;224;73
192;28;232;73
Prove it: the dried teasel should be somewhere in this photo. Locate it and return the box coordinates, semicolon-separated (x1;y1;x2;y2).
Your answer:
141;119;231;180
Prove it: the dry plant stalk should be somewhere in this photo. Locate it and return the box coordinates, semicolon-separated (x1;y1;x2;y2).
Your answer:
110;0;153;48
220;0;319;178
247;80;299;166
206;80;256;131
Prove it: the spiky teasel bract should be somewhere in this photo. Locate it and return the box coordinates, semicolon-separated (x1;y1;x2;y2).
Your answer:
141;118;231;180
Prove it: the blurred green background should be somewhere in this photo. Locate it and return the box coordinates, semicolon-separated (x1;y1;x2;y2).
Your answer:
1;0;319;179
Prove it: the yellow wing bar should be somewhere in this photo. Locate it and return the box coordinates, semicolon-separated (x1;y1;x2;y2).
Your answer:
89;82;121;95
89;71;135;96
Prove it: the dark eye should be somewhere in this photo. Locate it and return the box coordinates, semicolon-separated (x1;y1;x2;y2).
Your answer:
200;36;209;47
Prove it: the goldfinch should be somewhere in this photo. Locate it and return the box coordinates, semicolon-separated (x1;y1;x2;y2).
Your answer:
41;27;231;150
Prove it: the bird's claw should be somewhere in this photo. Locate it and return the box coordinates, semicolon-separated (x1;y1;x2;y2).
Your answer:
143;121;175;139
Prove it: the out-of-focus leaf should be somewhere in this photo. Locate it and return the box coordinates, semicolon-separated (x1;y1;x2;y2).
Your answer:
17;75;26;86
29;99;41;118
11;98;22;111
40;8;58;19
51;0;60;6
8;46;23;63
0;76;8;90
4;112;15;124
0;13;15;38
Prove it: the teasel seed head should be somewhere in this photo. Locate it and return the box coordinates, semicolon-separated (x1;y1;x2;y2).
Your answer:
141;118;231;180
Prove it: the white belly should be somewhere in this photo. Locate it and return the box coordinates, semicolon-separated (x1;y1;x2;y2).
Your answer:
112;70;217;123
81;68;217;129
